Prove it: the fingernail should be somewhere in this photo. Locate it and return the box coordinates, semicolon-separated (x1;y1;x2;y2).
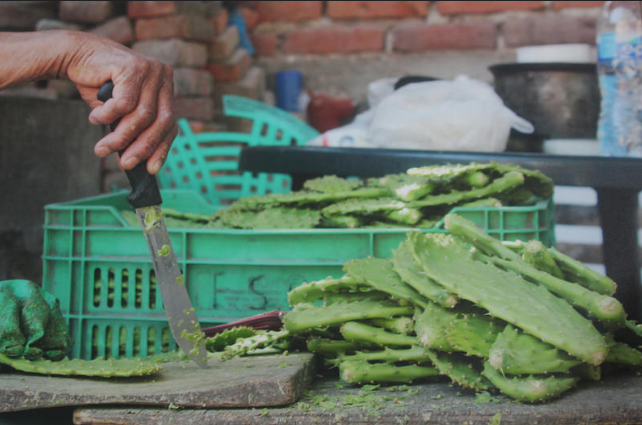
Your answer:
123;156;139;169
96;146;109;156
150;160;162;175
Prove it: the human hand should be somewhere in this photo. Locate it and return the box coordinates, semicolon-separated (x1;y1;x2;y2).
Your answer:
0;280;72;361
63;31;177;175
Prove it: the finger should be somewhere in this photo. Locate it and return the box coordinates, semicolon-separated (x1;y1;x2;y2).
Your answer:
88;68;146;126
0;287;24;357
94;76;164;164
120;79;176;172
76;85;101;109
40;292;72;360
146;121;178;175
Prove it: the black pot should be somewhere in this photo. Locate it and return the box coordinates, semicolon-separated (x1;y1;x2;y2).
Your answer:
489;63;600;139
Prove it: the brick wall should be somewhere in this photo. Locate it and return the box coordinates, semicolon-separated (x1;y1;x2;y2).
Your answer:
241;1;603;100
246;1;603;56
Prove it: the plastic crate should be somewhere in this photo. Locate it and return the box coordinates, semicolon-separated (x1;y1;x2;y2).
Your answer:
157;96;320;206
42;190;555;360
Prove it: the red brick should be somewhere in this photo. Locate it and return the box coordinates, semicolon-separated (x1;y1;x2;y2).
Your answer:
553;1;604;10
209;26;240;63
132;39;209;67
255;1;322;22
205;49;252;82
283;25;385;54
327;1;428;19
211;8;228;36
90;16;134;45
240;7;260;30
135;14;214;42
173;97;216;121
438;1;544;15
392;21;497;51
127;1;178;18
173;68;214;96
59;1;112;24
504;14;597;47
252;32;279;56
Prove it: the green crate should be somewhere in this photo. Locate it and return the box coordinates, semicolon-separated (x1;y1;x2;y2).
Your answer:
42;190;555;360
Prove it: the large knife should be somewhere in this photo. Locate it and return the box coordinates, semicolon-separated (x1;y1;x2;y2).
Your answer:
97;82;207;368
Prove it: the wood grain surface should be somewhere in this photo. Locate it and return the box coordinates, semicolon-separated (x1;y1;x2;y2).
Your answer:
0;353;315;413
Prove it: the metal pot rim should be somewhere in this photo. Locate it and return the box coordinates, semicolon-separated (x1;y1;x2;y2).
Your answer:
489;62;597;75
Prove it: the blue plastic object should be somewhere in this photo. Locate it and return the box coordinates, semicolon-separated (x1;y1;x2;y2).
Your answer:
276;70;303;112
228;9;254;55
157;96;320;206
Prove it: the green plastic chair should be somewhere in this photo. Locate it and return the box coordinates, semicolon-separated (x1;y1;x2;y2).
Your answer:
157;95;319;206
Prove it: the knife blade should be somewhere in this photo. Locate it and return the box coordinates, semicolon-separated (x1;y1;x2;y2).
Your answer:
97;81;207;368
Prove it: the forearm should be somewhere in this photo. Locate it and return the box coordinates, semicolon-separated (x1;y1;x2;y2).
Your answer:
0;30;78;90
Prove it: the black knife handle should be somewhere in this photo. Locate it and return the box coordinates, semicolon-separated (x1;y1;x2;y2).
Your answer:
97;81;162;208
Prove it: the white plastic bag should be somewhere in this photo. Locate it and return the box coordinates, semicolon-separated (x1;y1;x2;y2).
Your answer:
367;75;533;152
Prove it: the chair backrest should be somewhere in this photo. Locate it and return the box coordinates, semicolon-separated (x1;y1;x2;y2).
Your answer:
157;96;320;206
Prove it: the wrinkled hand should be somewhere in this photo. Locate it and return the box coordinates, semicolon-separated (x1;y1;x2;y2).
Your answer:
0;280;71;361
65;32;177;175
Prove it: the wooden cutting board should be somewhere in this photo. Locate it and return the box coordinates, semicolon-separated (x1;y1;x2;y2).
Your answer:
0;353;315;413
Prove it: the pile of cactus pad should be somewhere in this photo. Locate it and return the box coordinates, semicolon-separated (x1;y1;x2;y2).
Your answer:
122;163;554;229
221;214;642;403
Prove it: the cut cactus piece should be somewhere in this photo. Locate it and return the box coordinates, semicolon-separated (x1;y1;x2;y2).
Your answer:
547;247;617;296
367;317;414;335
306;338;369;357
337;346;433;364
282;299;414;333
221;329;290;360
368;174;438;202
382;208;423;226
340;321;419;347
303;175;363;193
218;207;322;229
408;172;525;209
339;360;439;384
321;214;364;228
414;302;458;352
232;187;391;211
392;239;458;309
343;257;429;308
488;325;582;375
0;353;162;378
409;230;608;366
204;326;258;352
287;275;364;306
413;295;503;358
322;197;407;216
482;362;578;403
425;350;492;391
445;214;626;329
521;240;565;280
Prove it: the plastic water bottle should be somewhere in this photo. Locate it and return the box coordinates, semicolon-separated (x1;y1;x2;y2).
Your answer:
596;1;642;157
